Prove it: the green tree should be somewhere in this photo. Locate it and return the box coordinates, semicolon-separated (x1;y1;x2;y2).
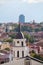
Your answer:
4;48;10;51
4;38;13;42
24;34;34;43
41;27;43;31
9;34;16;38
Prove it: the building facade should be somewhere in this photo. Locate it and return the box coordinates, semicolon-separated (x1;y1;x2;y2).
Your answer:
13;38;27;58
19;14;25;23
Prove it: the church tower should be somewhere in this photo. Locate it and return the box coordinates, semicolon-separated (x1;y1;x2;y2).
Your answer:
13;22;28;58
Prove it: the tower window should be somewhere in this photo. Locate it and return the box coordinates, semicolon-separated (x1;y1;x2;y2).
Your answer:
22;51;24;57
21;41;23;46
17;51;19;57
17;41;19;43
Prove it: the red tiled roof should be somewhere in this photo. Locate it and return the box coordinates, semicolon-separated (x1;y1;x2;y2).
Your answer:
36;40;43;47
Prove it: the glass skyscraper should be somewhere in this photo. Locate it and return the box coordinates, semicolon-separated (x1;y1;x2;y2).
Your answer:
19;14;25;23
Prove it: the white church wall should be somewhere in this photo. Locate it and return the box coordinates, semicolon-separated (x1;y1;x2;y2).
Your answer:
13;38;27;58
13;39;26;47
13;47;27;58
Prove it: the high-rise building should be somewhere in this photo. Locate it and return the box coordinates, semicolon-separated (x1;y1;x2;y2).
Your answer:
19;14;25;23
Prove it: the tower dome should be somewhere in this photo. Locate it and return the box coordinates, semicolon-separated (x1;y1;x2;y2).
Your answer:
15;32;24;39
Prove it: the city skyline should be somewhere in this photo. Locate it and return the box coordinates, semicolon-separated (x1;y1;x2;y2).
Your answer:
0;0;43;23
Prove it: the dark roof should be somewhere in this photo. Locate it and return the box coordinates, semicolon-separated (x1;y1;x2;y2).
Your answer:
15;32;24;39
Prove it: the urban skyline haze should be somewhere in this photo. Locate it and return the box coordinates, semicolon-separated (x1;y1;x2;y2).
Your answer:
0;0;43;23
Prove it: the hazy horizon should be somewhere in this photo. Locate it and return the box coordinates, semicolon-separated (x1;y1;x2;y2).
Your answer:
0;0;43;23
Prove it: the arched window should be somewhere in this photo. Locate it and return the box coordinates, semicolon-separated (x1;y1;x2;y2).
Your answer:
17;51;19;57
22;51;24;57
21;41;23;46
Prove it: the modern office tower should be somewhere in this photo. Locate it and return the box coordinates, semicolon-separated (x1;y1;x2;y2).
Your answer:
19;14;25;23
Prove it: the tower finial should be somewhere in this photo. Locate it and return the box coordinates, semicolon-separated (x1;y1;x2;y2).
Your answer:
19;21;21;32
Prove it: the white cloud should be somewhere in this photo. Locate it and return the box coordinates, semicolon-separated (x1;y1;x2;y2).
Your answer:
0;0;14;4
0;0;43;5
0;0;5;4
23;0;43;3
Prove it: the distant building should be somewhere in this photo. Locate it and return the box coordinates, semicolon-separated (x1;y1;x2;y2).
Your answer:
36;40;43;54
0;53;9;64
5;25;9;33
0;33;9;41
0;23;6;33
19;14;25;23
32;20;36;24
0;50;13;64
29;40;43;54
0;42;11;50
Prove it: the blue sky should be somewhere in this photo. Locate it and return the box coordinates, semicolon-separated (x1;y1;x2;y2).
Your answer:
0;0;43;23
